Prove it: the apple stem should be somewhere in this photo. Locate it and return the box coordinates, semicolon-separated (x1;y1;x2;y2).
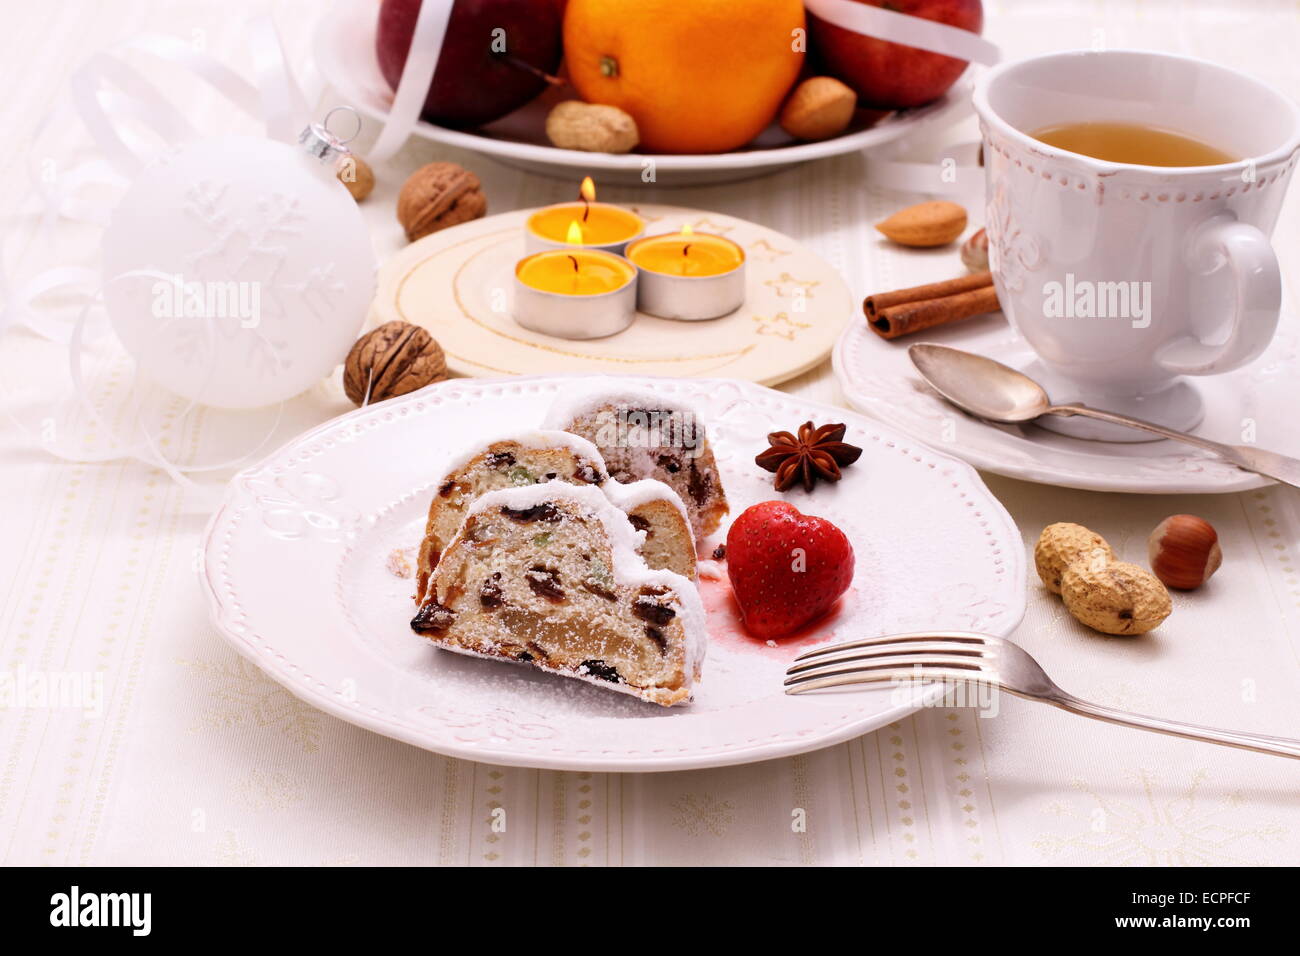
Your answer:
499;53;564;87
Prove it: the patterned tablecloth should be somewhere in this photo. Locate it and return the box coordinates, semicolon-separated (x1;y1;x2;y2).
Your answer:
3;0;1299;866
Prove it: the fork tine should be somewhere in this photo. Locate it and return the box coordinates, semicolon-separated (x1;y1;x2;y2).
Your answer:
784;665;993;695
785;641;988;676
793;630;993;663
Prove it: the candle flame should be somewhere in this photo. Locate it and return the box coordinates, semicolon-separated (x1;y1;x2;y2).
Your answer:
580;176;596;203
681;223;695;237
566;220;584;245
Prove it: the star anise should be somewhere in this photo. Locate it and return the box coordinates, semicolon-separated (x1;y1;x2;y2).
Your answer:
755;421;863;492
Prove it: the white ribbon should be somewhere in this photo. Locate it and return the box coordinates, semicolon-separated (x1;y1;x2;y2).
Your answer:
6;15;309;480
803;0;999;65
800;0;996;198
365;0;453;162
863;139;985;199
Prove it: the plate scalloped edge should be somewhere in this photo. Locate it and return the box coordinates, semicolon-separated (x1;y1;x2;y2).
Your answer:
198;374;1027;772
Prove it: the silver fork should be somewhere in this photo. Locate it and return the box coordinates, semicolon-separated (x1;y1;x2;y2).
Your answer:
785;631;1300;760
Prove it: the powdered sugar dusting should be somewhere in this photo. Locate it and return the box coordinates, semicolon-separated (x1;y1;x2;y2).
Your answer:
541;379;701;431
601;478;690;525
467;482;645;561
459;483;708;687
439;429;606;479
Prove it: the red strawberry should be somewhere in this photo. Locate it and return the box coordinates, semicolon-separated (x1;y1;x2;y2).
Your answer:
725;501;855;640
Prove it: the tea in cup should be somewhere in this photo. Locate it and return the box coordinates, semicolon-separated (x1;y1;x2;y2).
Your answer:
973;50;1300;439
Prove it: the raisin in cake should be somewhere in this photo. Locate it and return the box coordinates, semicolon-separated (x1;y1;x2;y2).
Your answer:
415;431;696;604
412;483;706;706
542;385;729;540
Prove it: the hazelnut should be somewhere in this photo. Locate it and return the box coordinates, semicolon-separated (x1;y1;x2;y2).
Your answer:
961;228;989;273
343;321;447;405
1034;523;1114;594
397;162;487;243
545;101;639;153
1148;514;1221;590
1061;560;1172;636
336;154;374;202
780;76;857;141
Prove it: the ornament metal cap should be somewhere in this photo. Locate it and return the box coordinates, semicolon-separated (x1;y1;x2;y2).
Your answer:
299;105;362;163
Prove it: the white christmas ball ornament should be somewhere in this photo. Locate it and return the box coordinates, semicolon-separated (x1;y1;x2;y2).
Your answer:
102;134;374;409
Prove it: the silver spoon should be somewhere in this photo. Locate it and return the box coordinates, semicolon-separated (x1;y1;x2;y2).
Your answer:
908;343;1300;489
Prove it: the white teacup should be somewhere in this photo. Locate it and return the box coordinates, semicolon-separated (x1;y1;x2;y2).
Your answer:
973;50;1300;440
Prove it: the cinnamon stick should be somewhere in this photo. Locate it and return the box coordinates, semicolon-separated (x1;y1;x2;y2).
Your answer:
864;270;993;319
868;284;1002;340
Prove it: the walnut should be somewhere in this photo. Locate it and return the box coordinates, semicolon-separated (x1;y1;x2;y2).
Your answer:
1061;560;1172;635
1034;522;1113;595
396;162;487;242
545;101;639;153
343;321;447;405
336;154;374;201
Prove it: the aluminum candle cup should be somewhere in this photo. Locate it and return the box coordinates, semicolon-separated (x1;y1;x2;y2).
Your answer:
626;232;746;320
524;203;646;256
512;249;638;339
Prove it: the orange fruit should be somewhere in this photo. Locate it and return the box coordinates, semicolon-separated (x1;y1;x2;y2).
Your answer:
563;0;805;154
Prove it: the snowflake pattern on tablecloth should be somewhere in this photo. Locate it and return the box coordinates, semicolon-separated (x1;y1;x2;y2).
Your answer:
233;769;305;812
178;656;323;754
670;793;735;837
1033;769;1285;865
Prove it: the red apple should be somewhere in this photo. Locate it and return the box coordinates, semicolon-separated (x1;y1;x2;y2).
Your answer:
376;0;563;129
809;0;983;110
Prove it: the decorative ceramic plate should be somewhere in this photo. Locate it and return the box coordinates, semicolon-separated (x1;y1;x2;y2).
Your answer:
312;0;974;187
833;315;1299;494
199;376;1026;772
370;205;854;385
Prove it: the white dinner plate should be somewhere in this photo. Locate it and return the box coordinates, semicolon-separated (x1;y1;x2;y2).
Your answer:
312;0;974;186
833;314;1300;494
199;375;1026;771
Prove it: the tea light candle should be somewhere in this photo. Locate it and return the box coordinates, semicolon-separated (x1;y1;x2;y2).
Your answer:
524;177;645;255
626;227;746;320
513;249;638;339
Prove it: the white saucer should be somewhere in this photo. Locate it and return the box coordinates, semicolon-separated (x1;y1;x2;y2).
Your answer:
833;313;1300;494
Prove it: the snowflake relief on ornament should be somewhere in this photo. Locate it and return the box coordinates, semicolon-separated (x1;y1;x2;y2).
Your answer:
984;179;1043;294
169;182;344;379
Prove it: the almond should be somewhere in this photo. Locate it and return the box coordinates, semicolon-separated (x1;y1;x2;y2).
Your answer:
876;201;968;248
780;77;857;141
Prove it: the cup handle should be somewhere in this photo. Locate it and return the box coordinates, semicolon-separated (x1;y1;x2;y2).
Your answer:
1156;214;1280;376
